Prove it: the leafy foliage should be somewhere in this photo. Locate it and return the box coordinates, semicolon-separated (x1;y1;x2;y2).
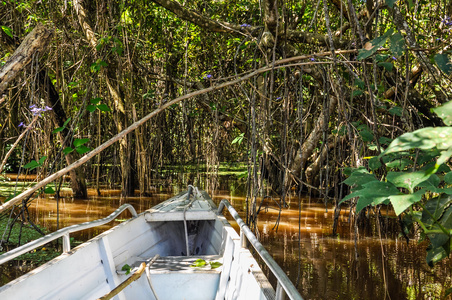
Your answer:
342;100;452;266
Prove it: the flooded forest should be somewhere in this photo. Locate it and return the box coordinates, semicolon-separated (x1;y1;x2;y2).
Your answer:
1;0;452;299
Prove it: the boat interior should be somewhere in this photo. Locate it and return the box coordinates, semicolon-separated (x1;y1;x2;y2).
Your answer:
0;192;275;300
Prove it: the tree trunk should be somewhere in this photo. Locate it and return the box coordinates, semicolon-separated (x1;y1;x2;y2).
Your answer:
0;23;87;198
0;23;53;95
73;0;134;196
37;70;88;198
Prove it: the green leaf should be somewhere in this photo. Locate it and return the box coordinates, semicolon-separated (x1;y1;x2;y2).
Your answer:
359;128;374;142
52;127;64;134
389;192;423;215
209;261;222;269
73;138;90;148
342;167;378;189
1;25;13;38
368;156;381;170
379;136;393;145
357;29;394;60
23;160;39;170
432;101;452;126
341;179;399;213
426;245;447;267
352;90;363;97
63;147;74;154
231;133;245;145
96;104;111;112
389;32;405;57
121;264;131;275
44;187;55;194
422;195;452;226
376;54;389;62
388;106;403;116
75;145;91;155
378;62;393;72
357;49;373;60
434;54;452;75
90;97;102;105
191;259;207;267
387;171;431;193
445;172;452;184
38;156;47;165
53;118;71;134
418;174;440;189
383;127;452;155
63;118;71;127
385;158;413;170
87;104;97;113
354;78;365;89
445;287;452;298
385;0;396;8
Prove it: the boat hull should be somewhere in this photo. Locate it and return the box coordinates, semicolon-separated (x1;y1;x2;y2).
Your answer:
0;192;275;300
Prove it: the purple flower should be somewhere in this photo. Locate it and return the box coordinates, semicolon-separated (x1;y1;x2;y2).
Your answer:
276;97;282;100
18;122;24;127
43;106;52;111
441;16;452;26
310;57;315;61
392;56;397;60
31;107;42;115
203;74;212;79
29;104;36;109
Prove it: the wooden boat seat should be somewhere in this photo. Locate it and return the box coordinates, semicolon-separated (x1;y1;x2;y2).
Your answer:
144;193;218;222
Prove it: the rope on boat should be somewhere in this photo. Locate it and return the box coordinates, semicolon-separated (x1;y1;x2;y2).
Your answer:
183;186;195;256
145;254;161;300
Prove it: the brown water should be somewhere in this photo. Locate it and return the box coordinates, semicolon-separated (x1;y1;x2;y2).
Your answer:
1;186;451;299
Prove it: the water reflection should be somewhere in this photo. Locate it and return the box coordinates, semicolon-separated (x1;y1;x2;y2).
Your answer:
1;186;451;299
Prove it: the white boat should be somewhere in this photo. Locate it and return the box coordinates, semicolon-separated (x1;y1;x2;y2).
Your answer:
0;187;302;300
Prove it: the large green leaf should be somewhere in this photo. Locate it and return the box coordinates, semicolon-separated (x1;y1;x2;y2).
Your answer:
378;62;393;72
75;145;91;155
23;160;39;170
389;32;404;57
87;104;97;113
385;158;413;170
357;29;394;60
388;192;423;215
342;167;378;189
432;101;452;126
73;138;90;147
341;180;399;213
359;128;374;142
97;104;111;112
385;0;397;8
422;195;452;226
368;156;381;170
445;172;452;184
386;171;431;193
434;53;452;75
383;127;452;154
417;174;440;192
426;245;447;267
